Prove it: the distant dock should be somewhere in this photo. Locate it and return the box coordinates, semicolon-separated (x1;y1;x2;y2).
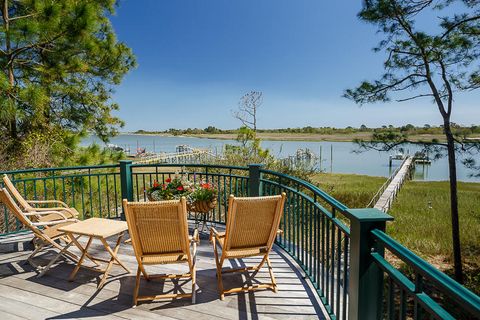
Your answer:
132;146;215;164
368;155;415;212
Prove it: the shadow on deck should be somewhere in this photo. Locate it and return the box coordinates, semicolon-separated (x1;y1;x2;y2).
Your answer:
0;226;328;320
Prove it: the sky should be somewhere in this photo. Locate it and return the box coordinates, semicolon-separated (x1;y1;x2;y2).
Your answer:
110;0;480;131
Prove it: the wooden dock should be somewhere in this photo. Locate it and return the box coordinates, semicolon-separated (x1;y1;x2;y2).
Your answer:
373;156;414;212
134;148;214;165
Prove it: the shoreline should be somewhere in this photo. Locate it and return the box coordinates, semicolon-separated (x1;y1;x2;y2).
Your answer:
122;132;468;143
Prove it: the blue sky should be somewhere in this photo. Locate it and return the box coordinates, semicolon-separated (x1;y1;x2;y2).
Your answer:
110;0;479;131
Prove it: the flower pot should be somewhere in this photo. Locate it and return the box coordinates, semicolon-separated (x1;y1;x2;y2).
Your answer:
187;199;217;213
147;193;154;201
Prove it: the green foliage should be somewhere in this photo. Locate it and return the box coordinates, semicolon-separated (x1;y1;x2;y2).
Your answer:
389;180;480;294
190;182;217;201
311;173;386;208
221;126;273;165
202;126;318;183
0;0;136;167
313;172;480;293
62;143;125;167
344;1;480;281
345;0;480;105
204;126;220;133
0;129;124;171
134;124;480;138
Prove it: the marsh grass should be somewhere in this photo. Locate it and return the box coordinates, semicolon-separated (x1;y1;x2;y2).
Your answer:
388;180;480;294
313;173;480;294
311;172;387;208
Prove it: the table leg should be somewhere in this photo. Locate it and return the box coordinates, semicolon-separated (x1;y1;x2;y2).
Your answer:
98;232;129;288
69;235;93;281
69;235;100;266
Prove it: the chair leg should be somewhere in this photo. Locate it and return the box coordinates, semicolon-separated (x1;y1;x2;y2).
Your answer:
191;241;197;304
38;238;76;278
139;264;149;280
27;242;45;269
133;266;141;307
212;239;224;300
249;255;268;278
266;256;278;292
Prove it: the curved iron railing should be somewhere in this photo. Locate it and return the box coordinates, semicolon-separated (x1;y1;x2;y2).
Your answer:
0;161;479;320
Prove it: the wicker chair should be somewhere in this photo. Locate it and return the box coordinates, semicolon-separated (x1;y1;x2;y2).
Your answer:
0;188;80;274
2;174;79;224
122;198;199;306
209;193;286;300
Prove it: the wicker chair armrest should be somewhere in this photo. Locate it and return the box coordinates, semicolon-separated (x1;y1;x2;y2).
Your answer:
32;218;77;227
28;200;69;207
24;210;69;220
27;206;67;212
209;227;224;242
26;206;78;217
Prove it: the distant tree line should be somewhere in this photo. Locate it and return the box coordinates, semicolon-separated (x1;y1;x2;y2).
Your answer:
134;124;480;137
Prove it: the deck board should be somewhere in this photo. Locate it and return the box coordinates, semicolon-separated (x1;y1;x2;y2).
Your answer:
0;227;328;320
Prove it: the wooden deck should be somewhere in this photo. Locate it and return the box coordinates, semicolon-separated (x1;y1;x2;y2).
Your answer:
0;225;327;320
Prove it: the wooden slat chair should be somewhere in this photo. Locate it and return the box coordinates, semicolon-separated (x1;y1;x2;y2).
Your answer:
122;198;199;306
0;188;80;274
2;174;79;224
209;193;286;300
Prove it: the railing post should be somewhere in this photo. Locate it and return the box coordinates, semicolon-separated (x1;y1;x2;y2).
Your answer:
248;164;263;196
347;208;394;320
119;160;133;220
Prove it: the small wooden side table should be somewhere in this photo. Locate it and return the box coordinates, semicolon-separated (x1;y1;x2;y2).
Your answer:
57;218;130;288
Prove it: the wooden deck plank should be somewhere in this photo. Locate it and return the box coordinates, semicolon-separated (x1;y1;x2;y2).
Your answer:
0;228;327;320
0;310;29;320
0;295;59;320
0;283;129;319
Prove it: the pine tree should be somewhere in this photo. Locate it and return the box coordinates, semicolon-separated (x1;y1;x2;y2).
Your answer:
0;0;135;166
345;0;480;282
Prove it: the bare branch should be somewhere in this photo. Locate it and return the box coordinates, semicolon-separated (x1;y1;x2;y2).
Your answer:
9;13;38;21
396;93;434;102
438;59;453;117
233;91;263;131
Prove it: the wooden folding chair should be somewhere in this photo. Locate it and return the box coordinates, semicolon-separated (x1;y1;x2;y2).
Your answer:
122;197;199;306
0;188;81;274
210;193;286;300
2;174;79;224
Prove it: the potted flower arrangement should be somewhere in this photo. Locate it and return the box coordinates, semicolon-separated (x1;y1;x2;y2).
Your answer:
147;176;217;213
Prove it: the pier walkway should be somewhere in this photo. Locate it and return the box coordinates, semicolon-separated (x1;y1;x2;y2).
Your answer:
371;156;414;212
134;148;214;164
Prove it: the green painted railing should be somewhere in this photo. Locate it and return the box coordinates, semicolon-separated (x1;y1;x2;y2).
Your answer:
1;161;479;320
129;163;251;223
0;164;122;234
372;229;480;320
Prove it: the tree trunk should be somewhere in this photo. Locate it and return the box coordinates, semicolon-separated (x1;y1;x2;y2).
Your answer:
2;0;17;139
444;121;463;283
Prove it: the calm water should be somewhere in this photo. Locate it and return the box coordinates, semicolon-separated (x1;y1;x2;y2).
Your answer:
81;134;480;182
